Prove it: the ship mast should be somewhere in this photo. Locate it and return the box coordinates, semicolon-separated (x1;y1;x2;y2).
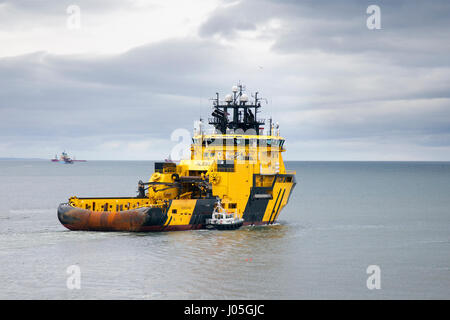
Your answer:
208;84;265;135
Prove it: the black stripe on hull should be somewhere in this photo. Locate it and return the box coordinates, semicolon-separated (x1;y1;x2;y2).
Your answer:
268;189;282;224
161;216;173;231
139;224;202;232
270;188;285;224
242;190;271;223
189;198;216;226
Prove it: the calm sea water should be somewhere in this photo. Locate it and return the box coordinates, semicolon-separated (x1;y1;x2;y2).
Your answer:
0;160;448;299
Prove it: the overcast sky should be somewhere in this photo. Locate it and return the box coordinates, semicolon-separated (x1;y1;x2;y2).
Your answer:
1;0;449;160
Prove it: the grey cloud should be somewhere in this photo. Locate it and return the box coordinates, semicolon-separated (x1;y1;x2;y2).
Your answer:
0;0;151;34
2;35;450;158
200;0;450;67
0;0;135;14
0;39;242;143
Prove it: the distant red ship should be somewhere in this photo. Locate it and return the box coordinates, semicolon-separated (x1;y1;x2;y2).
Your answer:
51;151;86;164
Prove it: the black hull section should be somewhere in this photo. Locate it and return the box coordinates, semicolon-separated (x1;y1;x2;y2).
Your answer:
213;221;244;230
188;199;217;225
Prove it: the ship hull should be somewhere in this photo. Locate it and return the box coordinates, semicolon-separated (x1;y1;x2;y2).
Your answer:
57;199;217;232
57;183;294;232
212;221;244;230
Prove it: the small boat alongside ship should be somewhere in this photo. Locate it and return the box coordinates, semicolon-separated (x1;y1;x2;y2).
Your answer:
206;201;244;230
57;84;296;232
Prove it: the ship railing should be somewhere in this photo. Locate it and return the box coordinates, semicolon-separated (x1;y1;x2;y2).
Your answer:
200;128;220;135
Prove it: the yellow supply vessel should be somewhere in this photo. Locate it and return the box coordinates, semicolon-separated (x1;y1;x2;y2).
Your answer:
57;84;296;231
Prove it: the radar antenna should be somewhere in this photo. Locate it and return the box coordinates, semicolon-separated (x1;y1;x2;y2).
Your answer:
208;83;265;135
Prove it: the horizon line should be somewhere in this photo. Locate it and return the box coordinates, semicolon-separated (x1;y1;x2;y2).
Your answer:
1;157;449;162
